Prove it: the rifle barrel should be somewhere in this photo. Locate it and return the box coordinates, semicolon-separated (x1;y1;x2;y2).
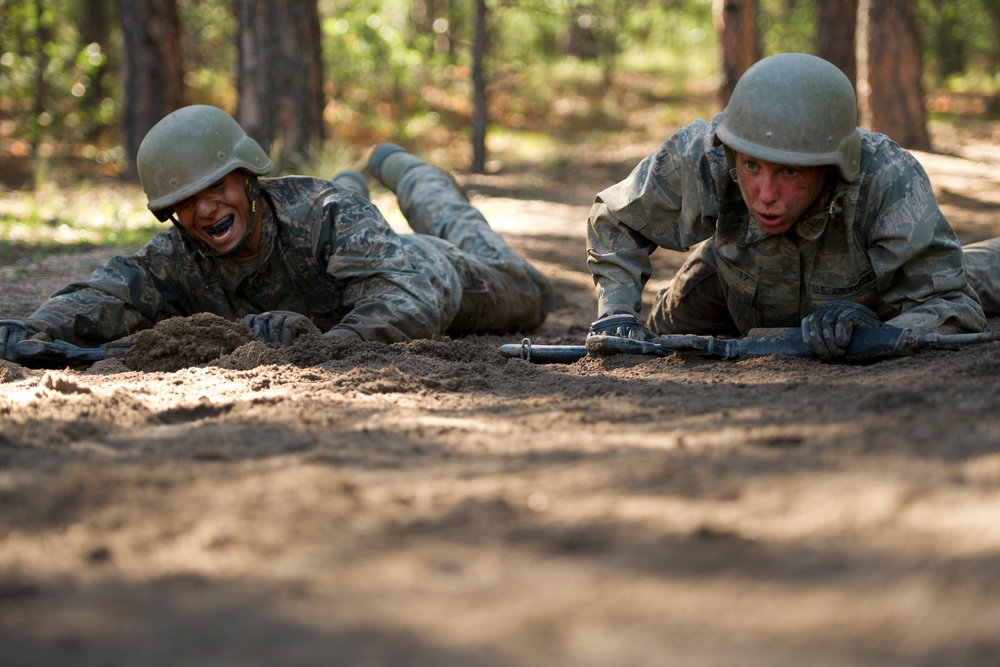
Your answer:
499;339;588;363
915;331;1000;348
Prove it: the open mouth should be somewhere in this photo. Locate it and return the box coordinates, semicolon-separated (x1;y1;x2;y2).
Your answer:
204;215;235;239
754;212;783;228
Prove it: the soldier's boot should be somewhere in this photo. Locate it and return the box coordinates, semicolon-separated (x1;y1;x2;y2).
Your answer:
365;143;435;235
332;169;370;200
366;143;426;193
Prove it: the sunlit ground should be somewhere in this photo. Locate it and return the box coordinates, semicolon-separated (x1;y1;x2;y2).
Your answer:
0;181;157;255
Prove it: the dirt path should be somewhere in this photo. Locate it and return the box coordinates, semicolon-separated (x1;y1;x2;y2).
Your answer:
2;143;1000;666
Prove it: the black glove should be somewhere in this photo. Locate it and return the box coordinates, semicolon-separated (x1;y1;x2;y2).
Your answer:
244;311;321;346
589;312;657;341
0;320;30;363
801;301;889;361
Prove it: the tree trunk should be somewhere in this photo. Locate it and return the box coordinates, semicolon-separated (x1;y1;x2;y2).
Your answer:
712;0;760;108
857;0;931;150
29;0;52;156
471;0;488;174
235;0;325;174
79;0;113;126
410;0;434;54
816;0;858;85
118;0;185;181
600;0;628;87
446;0;461;60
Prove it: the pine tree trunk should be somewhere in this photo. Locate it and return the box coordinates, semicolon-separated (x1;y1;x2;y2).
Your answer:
713;0;760;108
236;0;325;173
118;0;185;180
857;0;931;150
80;0;113;130
816;0;858;85
471;0;488;174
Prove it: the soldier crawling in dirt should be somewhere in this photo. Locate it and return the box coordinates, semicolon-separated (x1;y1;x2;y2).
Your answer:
587;52;1000;361
0;105;552;362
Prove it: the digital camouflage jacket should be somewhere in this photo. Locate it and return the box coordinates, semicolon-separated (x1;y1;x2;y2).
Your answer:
587;115;986;335
25;176;467;346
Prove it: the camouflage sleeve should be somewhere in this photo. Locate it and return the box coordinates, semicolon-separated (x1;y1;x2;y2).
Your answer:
586;179;657;317
865;151;986;334
322;201;443;342
24;232;192;346
586;120;720;318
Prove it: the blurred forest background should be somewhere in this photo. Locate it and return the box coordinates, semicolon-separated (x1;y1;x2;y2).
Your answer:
2;0;1000;243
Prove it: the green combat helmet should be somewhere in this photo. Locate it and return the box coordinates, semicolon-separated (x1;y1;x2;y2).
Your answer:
137;105;272;221
714;52;861;182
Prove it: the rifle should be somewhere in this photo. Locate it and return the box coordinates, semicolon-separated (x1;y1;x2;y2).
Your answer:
500;327;1000;364
14;339;133;366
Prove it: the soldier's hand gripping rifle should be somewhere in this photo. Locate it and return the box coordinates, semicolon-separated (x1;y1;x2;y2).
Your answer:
500;327;1000;364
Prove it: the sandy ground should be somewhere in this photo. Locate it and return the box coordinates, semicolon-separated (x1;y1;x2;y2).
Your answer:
2;141;1000;666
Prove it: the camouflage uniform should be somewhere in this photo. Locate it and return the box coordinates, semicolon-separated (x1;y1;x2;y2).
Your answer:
25;168;550;346
961;236;1000;316
587;115;991;336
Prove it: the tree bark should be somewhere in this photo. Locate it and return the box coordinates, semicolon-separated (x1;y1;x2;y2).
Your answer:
29;0;52;155
410;0;435;54
857;0;931;150
816;0;858;85
713;0;760;108
80;0;113;121
471;0;488;174
235;0;325;173
118;0;185;180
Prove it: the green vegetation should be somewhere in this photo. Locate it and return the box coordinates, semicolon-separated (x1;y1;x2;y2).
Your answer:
0;181;158;260
1;0;999;201
0;0;719;186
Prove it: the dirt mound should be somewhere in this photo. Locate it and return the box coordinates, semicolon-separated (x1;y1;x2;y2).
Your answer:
122;312;255;372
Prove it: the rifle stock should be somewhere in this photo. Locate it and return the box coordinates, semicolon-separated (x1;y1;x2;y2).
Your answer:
14;339;133;366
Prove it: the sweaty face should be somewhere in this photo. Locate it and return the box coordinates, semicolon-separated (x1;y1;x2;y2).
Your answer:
734;153;831;236
173;170;260;258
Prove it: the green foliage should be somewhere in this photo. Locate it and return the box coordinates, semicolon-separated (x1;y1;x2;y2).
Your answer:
919;0;1000;92
3;0;1000;190
179;0;237;107
312;0;725;172
0;0;232;181
1;0;106;147
0;181;159;257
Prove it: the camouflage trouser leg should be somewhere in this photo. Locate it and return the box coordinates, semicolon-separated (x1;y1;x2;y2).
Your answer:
646;238;742;336
395;165;552;334
963;237;1000;316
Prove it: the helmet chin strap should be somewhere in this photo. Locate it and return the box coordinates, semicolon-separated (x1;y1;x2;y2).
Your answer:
168;176;260;259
